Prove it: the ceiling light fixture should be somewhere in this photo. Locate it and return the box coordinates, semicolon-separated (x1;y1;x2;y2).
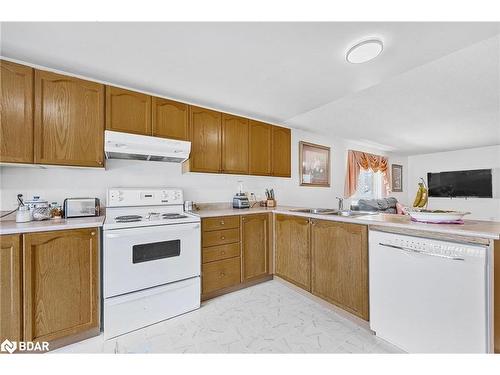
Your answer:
346;39;383;64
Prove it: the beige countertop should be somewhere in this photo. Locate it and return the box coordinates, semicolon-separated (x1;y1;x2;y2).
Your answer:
0;215;105;235
2;203;498;240
192;204;500;240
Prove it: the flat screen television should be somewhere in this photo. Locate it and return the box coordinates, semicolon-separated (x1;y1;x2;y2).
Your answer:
427;169;493;198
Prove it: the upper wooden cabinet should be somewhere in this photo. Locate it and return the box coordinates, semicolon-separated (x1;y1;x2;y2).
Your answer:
249;120;272;176
275;214;311;291
271;126;291;177
106;86;151;135
221;114;249;174
311;220;369;320
34;70;105;167
23;228;99;346
0;60;34;163
0;234;23;343
1;61;293;175
241;214;270;281
152;97;189;140
189;106;222;173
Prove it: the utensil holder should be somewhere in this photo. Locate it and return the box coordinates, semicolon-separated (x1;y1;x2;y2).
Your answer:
266;199;276;207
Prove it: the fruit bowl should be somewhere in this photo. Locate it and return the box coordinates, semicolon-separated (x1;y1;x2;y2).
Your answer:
406;209;470;223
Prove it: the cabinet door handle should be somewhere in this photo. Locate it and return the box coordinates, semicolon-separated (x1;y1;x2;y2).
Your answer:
221;236;225;240
221;251;226;255
91;231;96;236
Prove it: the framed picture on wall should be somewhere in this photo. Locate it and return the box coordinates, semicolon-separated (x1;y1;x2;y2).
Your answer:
391;164;403;192
299;141;330;187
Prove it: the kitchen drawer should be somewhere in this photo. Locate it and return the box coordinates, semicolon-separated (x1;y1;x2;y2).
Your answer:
202;243;240;264
202;228;240;247
202;216;240;231
202;257;241;294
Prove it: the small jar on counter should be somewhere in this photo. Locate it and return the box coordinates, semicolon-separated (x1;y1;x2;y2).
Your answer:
50;202;62;219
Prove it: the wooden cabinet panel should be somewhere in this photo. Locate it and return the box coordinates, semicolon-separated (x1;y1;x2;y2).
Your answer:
34;70;104;167
23;228;99;344
202;228;240;247
106;86;151;135
0;234;22;342
0;61;34;164
311;220;368;320
495;240;500;353
188;106;221;172
202;215;240;232
249;120;272;175
152;97;189;140
275;214;311;290
221;114;249;174
202;243;240;264
202;257;241;295
241;214;269;281
271;126;291;177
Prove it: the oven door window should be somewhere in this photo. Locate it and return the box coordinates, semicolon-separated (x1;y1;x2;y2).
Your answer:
132;240;181;264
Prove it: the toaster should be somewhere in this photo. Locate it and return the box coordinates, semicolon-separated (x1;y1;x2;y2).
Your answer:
63;198;100;218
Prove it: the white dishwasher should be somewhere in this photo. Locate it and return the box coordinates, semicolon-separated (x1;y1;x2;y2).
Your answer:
369;230;491;353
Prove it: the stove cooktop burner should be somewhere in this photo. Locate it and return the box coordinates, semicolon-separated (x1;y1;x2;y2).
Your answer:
162;213;189;219
115;215;143;223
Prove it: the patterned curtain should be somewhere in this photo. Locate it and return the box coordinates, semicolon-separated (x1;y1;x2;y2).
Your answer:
344;150;391;198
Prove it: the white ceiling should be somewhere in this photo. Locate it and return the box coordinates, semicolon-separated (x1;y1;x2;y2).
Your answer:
1;22;499;154
287;34;500;155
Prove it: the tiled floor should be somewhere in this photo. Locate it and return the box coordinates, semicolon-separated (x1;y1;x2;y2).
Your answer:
54;279;401;353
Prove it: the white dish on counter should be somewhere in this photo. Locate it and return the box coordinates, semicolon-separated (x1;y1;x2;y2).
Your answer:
407;209;470;223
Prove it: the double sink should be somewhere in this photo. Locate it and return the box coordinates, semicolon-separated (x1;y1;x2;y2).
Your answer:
289;208;378;217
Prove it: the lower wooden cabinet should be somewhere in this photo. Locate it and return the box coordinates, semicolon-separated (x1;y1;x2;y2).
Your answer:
0;229;100;350
23;228;99;345
201;214;271;299
311;219;369;320
274;214;311;291
0;234;23;342
241;214;270;281
202;257;241;295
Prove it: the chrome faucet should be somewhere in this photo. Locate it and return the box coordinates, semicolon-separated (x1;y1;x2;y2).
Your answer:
336;197;345;211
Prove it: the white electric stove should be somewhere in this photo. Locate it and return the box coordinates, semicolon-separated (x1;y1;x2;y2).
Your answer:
103;188;201;339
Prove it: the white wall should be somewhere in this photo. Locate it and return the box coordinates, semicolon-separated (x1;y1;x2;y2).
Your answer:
407;145;500;221
0;129;404;211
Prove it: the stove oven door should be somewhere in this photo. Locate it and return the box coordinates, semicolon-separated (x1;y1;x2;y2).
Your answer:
104;222;201;298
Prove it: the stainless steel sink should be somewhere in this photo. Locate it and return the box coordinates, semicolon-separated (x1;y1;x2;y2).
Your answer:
289;208;338;215
289;208;378;217
329;210;378;217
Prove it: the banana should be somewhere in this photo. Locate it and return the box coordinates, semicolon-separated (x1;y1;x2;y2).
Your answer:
412;183;424;207
418;186;428;208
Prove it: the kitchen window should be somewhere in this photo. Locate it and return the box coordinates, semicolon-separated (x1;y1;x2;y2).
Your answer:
353;169;384;200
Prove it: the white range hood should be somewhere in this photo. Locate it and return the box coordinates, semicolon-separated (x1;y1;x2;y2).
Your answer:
105;130;191;163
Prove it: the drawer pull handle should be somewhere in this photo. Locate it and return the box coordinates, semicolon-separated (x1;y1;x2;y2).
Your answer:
91;232;96;236
220;221;225;225
220;272;225;277
221;251;226;255
221;236;225;240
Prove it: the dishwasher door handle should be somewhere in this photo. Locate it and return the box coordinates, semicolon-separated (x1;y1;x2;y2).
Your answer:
378;243;465;261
